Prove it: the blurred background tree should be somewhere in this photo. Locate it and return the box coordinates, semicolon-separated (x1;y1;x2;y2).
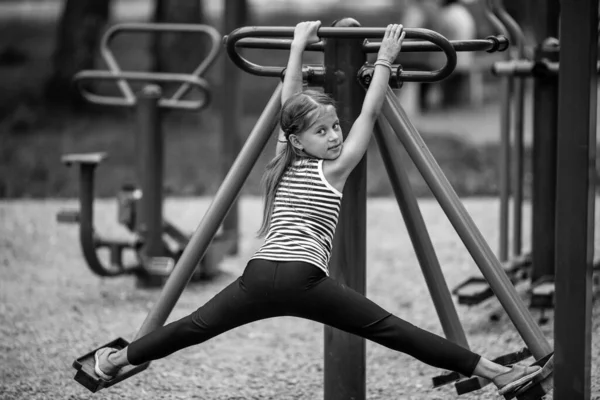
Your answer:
151;0;206;75
44;0;112;109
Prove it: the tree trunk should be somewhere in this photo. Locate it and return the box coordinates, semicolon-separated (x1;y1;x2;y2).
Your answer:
151;0;206;77
45;0;111;109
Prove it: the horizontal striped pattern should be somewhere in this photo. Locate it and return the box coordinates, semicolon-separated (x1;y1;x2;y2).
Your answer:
251;158;343;275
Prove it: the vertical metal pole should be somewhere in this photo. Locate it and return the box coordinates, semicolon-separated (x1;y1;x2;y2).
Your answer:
484;0;512;261
134;84;282;339
381;87;552;359
220;0;247;254
530;0;560;282
555;0;597;397
498;75;512;262
375;118;469;348
511;77;525;257
486;0;511;262
136;85;165;257
492;0;528;257
323;18;366;400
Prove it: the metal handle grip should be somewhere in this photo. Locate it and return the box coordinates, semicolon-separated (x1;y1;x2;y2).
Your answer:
224;26;458;81
74;70;211;110
77;23;220;109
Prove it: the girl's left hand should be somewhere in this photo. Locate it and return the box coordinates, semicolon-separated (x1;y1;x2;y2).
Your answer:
377;24;406;63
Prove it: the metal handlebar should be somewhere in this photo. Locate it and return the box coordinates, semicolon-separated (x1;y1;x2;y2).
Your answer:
224;26;459;82
225;26;508;82
75;23;221;110
74;70;211;110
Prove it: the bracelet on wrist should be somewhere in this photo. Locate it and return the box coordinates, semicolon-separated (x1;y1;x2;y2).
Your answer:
374;59;393;72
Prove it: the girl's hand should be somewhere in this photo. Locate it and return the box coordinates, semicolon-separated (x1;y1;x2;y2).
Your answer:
377;24;406;63
293;21;322;47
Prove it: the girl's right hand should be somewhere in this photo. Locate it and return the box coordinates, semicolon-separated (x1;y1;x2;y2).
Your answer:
293;21;322;46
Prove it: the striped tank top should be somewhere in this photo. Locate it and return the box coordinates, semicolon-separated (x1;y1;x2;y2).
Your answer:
251;157;343;275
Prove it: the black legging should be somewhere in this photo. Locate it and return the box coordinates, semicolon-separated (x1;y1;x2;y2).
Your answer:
127;259;481;377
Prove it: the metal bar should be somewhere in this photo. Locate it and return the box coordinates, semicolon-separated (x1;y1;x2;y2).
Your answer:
484;0;511;262
220;0;246;255
363;37;508;53
78;165;122;277
323;18;366;400
511;77;525;256
555;0;598;397
530;0;560;283
498;74;512;262
375;117;469;348
99;23;221;105
73;70;211;110
236;37;324;51
493;2;527;259
225;26;458;79
381;86;552;359
236;37;507;54
135;86;165;260
491;0;526;58
133;84;282;340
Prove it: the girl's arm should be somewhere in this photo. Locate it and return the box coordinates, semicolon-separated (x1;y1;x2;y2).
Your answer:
326;24;405;184
276;21;321;154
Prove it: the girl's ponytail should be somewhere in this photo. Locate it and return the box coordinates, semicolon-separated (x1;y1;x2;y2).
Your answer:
257;144;297;237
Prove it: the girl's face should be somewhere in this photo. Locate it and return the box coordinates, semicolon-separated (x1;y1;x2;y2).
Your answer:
290;105;343;160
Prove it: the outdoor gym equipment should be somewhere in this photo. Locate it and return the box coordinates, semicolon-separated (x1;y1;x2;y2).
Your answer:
57;23;236;287
72;22;554;399
452;0;534;308
456;0;600;320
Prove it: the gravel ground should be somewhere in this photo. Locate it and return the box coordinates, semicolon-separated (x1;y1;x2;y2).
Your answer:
1;197;599;400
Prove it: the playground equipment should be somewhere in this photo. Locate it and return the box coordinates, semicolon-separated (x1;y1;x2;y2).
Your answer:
452;0;534;308
454;0;600;325
57;23;237;288
71;22;556;399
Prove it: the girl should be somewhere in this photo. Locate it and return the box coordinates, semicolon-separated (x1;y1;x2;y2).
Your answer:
94;21;541;397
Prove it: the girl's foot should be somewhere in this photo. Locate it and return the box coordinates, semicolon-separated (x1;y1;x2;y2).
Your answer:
492;364;542;395
94;347;121;380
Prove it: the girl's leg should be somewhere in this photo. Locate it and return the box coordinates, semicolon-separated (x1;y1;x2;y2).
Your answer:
285;273;480;376
96;260;284;377
286;272;540;390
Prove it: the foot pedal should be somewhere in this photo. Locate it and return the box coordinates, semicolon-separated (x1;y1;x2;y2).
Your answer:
57;209;80;223
432;370;462;388
505;353;554;400
146;256;175;277
530;277;555;309
454;347;533;394
453;277;494;305
72;337;149;393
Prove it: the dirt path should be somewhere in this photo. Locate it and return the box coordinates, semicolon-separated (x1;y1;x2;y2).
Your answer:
1;197;599;399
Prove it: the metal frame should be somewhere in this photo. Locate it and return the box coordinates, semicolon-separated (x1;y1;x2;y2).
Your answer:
59;23;227;286
554;0;598;398
73;23;554;399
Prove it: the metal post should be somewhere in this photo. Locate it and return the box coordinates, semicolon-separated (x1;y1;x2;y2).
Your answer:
485;0;511;262
323;18;367;400
492;0;528;258
136;85;165;258
530;0;560;283
133;84;282;339
511;77;525;257
381;86;552;359
498;74;512;262
221;0;247;255
554;0;598;397
375;118;469;347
